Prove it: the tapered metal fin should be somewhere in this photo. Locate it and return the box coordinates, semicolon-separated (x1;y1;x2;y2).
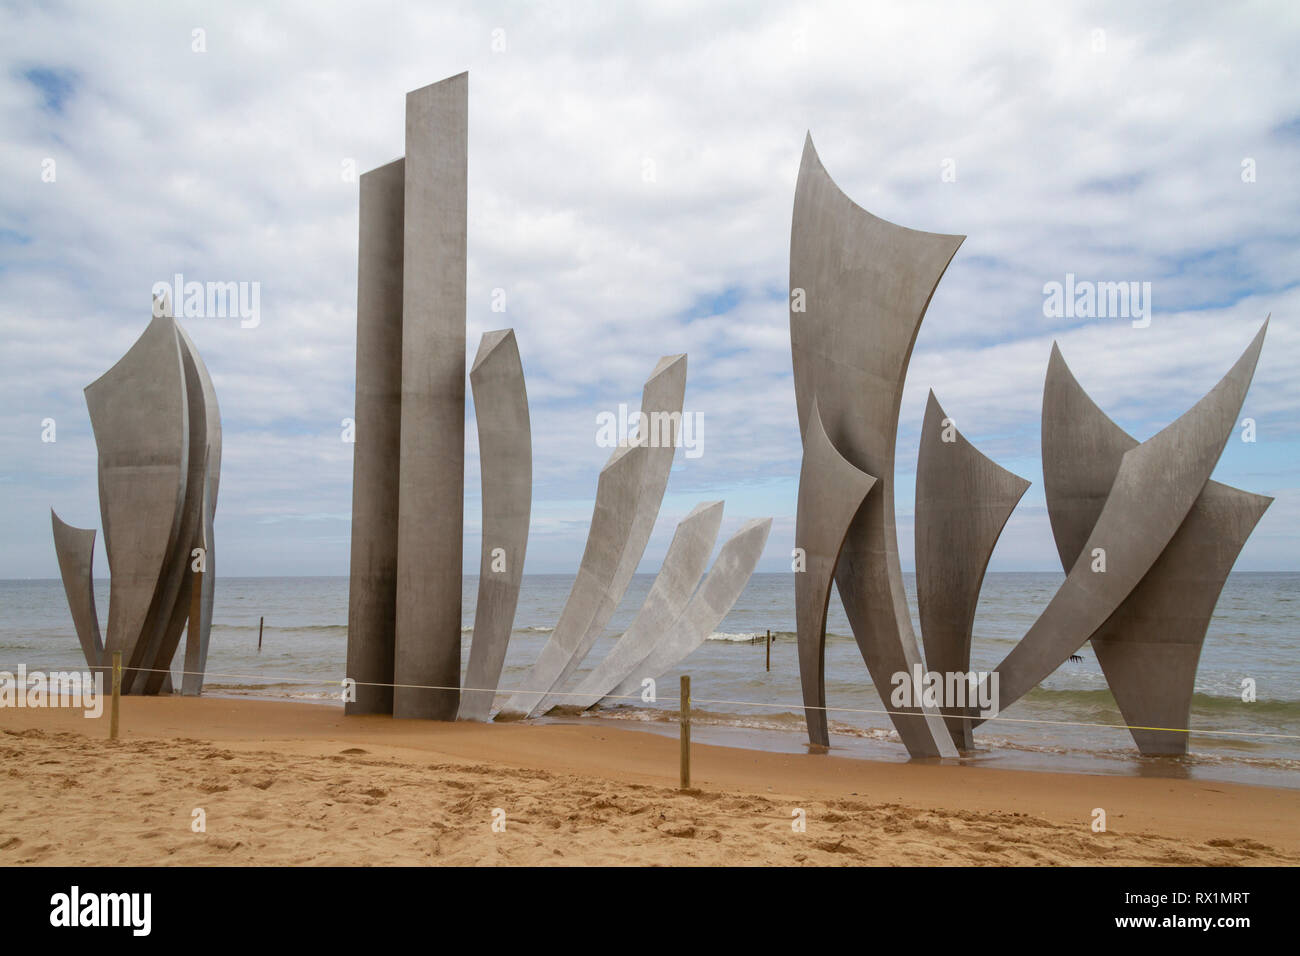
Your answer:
606;516;774;703
790;136;963;757
1039;331;1272;753
560;501;725;713
50;510;104;671
500;354;686;719
794;401;877;748
915;391;1029;749
986;319;1269;720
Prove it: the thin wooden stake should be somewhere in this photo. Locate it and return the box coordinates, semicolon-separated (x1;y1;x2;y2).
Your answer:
680;675;691;790
110;650;121;740
766;629;771;672
257;615;264;653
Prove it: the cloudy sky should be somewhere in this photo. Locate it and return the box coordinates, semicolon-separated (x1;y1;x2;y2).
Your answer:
2;0;1297;579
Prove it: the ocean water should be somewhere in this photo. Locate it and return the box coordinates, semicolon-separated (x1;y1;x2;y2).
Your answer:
2;572;1297;788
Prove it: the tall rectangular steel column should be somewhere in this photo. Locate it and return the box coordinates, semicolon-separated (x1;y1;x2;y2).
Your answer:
346;158;405;715
393;73;467;719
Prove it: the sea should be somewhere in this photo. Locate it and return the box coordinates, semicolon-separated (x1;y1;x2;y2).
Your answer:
2;572;1297;789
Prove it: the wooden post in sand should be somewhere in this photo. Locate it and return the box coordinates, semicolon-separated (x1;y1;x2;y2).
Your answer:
110;650;121;740
679;675;691;790
765;629;771;672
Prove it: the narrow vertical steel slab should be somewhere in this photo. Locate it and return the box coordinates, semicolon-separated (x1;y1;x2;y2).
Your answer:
50;510;104;671
794;402;877;747
1041;341;1271;754
606;517;773;701
915;391;1029;749
790;135;962;757
393;73;468;720
459;329;533;721
983;320;1269;720
84;315;190;685
346;157;406;716
552;500;724;713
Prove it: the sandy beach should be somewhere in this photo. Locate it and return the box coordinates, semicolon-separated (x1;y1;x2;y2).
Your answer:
1;696;1295;866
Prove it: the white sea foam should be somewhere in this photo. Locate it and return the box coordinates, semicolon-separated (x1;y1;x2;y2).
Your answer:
6;572;1296;788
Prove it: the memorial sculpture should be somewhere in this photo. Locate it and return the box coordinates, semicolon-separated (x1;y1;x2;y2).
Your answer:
458;330;532;722
790;135;962;758
560;501;726;712
345;157;404;717
344;74;769;723
790;133;1271;758
393;75;470;722
1032;342;1271;755
794;401;877;748
976;323;1266;732
345;74;470;720
916;391;1029;750
498;353;686;719
600;516;773;706
50;74;1265;763
495;359;767;720
558;509;773;713
51;303;221;696
50;514;103;673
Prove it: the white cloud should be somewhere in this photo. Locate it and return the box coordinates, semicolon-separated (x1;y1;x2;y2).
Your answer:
1;0;1297;577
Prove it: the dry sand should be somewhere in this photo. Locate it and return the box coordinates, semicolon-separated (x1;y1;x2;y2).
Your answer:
1;696;1296;866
